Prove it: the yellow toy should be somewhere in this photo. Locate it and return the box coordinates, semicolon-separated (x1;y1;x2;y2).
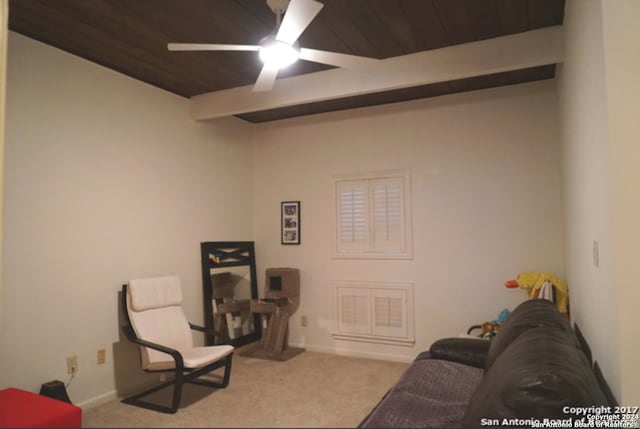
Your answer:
505;272;569;316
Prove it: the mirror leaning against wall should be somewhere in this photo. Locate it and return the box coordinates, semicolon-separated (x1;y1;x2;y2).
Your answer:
200;241;261;347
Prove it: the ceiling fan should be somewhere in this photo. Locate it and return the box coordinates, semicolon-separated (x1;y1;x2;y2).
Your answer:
167;0;379;92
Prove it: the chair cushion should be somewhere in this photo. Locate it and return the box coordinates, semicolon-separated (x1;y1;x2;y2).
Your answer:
128;275;182;311
131;306;194;369
127;276;193;369
145;345;234;371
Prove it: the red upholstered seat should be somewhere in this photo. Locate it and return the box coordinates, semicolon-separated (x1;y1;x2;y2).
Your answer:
0;387;82;428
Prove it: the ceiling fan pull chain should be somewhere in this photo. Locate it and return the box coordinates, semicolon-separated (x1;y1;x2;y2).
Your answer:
267;0;288;32
275;10;282;32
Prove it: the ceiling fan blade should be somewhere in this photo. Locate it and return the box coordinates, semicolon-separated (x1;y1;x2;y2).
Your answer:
298;48;379;69
253;64;280;92
168;43;259;52
275;0;323;45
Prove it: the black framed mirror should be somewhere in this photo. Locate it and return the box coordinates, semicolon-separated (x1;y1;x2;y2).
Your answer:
200;241;261;347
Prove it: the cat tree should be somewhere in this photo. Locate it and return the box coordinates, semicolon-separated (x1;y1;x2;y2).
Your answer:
240;267;305;361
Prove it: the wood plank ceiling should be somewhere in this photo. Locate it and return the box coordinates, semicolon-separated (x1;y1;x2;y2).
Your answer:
8;0;565;123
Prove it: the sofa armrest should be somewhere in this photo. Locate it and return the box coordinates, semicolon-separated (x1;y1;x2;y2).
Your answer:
429;337;491;368
414;351;432;361
462;327;608;427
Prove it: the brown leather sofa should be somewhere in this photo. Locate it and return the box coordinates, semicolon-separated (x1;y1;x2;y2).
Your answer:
359;299;614;428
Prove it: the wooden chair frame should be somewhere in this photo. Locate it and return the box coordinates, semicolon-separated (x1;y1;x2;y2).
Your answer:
120;284;233;414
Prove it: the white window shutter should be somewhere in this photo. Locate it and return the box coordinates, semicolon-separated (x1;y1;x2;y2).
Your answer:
334;169;411;259
333;281;414;346
371;178;404;253
372;289;407;338
336;181;369;252
337;287;369;335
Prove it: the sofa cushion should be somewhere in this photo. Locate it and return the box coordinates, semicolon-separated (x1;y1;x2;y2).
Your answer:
484;299;575;371
429;337;491;368
462;327;607;427
360;359;483;428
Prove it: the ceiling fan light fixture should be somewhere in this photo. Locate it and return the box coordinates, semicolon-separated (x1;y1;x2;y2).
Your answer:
169;0;375;92
259;37;299;68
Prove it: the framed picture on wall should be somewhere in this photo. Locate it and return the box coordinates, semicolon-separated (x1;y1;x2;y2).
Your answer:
281;201;300;245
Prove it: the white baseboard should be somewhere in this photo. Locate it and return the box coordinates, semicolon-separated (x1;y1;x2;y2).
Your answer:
290;342;414;364
77;389;118;410
76;378;158;410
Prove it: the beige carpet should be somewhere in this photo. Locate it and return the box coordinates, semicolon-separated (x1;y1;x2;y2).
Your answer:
82;351;410;428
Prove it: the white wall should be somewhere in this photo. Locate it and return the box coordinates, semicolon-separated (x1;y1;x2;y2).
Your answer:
252;80;565;362
601;1;640;405
558;0;640;404
0;33;253;405
602;0;640;404
0;0;7;332
556;0;619;397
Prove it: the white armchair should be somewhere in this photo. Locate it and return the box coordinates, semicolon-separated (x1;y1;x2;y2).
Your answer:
121;275;234;413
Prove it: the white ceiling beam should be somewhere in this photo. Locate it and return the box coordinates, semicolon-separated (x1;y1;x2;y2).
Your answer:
190;25;564;121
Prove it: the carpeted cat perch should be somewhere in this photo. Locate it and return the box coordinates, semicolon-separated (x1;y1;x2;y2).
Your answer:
240;267;305;361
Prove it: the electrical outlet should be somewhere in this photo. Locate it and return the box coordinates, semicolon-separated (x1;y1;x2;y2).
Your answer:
301;315;308;327
97;349;106;365
66;355;78;375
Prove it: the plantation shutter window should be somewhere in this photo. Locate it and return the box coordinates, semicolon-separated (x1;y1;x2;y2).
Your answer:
336;287;370;335
372;289;407;338
333;281;414;346
371;178;404;252
334;170;412;259
337;180;369;252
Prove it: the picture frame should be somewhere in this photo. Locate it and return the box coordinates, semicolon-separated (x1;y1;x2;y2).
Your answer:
281;201;300;245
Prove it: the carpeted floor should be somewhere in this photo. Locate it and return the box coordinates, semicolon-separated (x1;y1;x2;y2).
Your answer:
82;351;410;428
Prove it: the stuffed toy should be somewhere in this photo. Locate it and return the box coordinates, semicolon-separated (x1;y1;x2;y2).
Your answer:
480;322;500;339
468;309;509;339
505;271;569;316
